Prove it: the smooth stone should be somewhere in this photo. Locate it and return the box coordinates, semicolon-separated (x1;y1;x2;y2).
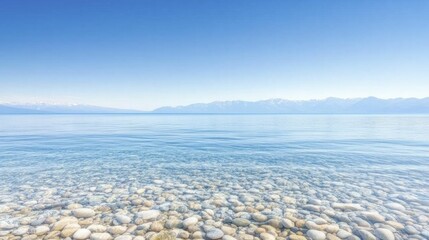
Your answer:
177;230;190;239
303;205;321;212
313;218;327;225
12;226;29;236
362;211;385;222
385;203;405;211
421;230;429;238
114;214;131;224
252;213;268;222
73;228;91;239
283;196;297;204
151;221;164;232
205;209;215;216
137;210;160;220
336;229;352;238
0;205;10;213
192;231;204;239
306;221;323;230
307;230;326;240
108;226;127;235
290;235;307;240
35;225;50;235
332;203;363;211
222;236;237;240
87;224;107;232
45;231;61;239
30;216;46;226
152;231;176;240
183;217;198;227
0;220;16;230
233;218;250;227
114;235;133;240
385;221;404;230
73;208;96;218
325;225;339;234
418;216;429;223
165;219;181;229
260;233;276;240
281;218;295;228
404;225;419;235
374;228;395;240
221;226;235;235
62;223;81;237
91;232;113;240
206;228;224;239
326;233;341;240
53;217;79;231
356;230;376;240
268;219;281;228
68;203;83;210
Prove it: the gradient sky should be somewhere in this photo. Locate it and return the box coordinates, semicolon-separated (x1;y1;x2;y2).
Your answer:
1;0;428;110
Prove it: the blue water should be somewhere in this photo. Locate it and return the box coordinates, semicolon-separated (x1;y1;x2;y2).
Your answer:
0;114;428;238
1;114;428;169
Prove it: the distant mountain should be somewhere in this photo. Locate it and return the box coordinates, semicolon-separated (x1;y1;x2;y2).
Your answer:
0;103;142;114
153;97;429;114
2;97;429;114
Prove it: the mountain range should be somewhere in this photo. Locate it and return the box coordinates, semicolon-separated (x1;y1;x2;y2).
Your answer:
153;97;429;114
1;97;429;114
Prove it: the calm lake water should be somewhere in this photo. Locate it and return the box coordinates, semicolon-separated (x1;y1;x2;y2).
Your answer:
0;114;428;239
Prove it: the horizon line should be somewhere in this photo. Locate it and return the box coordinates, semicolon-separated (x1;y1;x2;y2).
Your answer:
2;96;429;111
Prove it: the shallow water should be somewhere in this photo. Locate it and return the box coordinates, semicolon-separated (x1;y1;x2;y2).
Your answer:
0;114;428;240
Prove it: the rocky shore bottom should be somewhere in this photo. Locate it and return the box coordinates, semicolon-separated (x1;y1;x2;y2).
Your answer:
0;160;428;240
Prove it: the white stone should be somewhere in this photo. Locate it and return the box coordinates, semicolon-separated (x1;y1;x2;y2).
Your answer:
325;224;339;233
222;236;237;240
332;203;363;211
114;214;131;224
136;210;160;220
73;228;91;239
87;224;107;233
12;226;29;236
281;218;294;228
362;211;385;222
52;217;79;231
114;235;133;240
260;232;276;240
252;213;267;222
35;225;50;235
385;202;406;211
404;225;419;235
183;217;198;227
336;229;351;238
108;226;127;235
307;230;326;240
91;232;113;240
0;220;16;230
283;196;296;204
357;230;376;240
374;228;395;240
72;208;96;218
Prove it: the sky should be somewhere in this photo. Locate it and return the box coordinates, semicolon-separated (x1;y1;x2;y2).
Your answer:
1;1;428;110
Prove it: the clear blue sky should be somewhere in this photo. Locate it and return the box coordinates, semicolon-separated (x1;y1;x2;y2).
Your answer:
1;0;428;110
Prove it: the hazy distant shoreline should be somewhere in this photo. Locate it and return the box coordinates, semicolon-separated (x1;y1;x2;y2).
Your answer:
1;97;429;114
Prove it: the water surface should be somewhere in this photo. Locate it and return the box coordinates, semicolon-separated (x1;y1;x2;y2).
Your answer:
0;114;428;239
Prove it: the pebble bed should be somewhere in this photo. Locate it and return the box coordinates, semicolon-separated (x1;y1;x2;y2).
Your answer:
0;157;428;240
